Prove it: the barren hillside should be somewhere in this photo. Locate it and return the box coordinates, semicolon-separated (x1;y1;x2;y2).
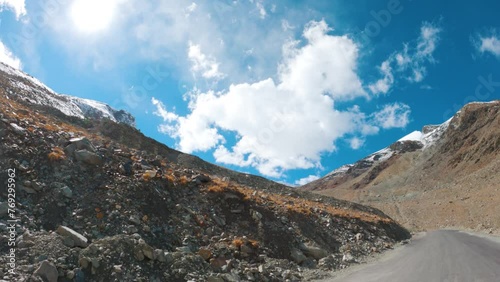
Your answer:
303;101;500;234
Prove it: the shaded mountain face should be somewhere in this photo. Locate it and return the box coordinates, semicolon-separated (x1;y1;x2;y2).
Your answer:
0;69;410;281
302;101;500;233
0;63;135;127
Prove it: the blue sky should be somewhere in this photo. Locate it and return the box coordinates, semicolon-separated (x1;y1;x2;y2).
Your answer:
1;0;499;185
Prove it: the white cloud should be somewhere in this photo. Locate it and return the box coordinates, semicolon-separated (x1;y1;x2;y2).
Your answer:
373;103;411;129
0;40;22;69
295;175;320;186
154;20;370;177
41;0;316;91
188;42;225;80
349;137;364;150
152;94;225;152
151;98;179;122
256;1;266;19
281;20;295;31
477;36;500;56
369;22;441;94
473;29;500;58
280;20;367;100
186;2;197;13
368;60;393;94
417;23;441;59
0;0;26;19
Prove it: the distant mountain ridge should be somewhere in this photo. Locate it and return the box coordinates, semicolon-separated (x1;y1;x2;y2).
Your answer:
0;62;135;127
307;117;451;192
302;101;500;233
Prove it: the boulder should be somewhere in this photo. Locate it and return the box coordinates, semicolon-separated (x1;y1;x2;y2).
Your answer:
155;249;166;262
10;123;26;136
67;137;96;153
290;248;307;264
210;257;227;269
207;277;224;282
74;150;103;165
198;248;212;261
60;186;73;199
140;242;155;260
355;233;364;241
57;226;88;248
299;243;328;260
192;174;211;183
342;252;356;263
134;247;145;261
33;261;58;282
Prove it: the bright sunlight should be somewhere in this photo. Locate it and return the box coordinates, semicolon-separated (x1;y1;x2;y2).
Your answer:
70;0;116;33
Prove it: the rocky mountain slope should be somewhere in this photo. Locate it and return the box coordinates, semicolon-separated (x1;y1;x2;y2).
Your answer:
0;69;410;281
303;101;500;233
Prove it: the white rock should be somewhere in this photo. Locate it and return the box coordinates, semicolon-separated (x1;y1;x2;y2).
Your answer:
342;253;355;263
57;226;88;248
10;123;26;135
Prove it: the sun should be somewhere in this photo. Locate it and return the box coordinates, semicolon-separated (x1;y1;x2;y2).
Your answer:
70;0;116;33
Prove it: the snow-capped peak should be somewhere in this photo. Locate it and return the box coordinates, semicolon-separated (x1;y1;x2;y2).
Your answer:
323;119;451;180
0;62;135;127
395;119;451;148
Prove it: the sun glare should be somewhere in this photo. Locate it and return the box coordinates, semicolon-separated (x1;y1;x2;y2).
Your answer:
70;0;115;33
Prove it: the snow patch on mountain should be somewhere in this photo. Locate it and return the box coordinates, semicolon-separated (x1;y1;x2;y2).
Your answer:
325;164;353;177
324;119;451;179
0;62;135;127
396;119;451;148
398;131;423;142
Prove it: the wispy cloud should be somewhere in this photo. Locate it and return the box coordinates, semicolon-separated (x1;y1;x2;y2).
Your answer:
40;0;297;85
0;40;22;69
256;1;267;19
0;0;26;19
372;103;411;129
369;22;442;94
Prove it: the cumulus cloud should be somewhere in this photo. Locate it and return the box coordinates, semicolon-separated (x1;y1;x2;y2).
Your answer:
153;20;371;177
295;175;320;186
372;103;411;129
0;0;26;19
280;20;367;100
369;22;442;94
0;40;22;69
188;43;225;80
